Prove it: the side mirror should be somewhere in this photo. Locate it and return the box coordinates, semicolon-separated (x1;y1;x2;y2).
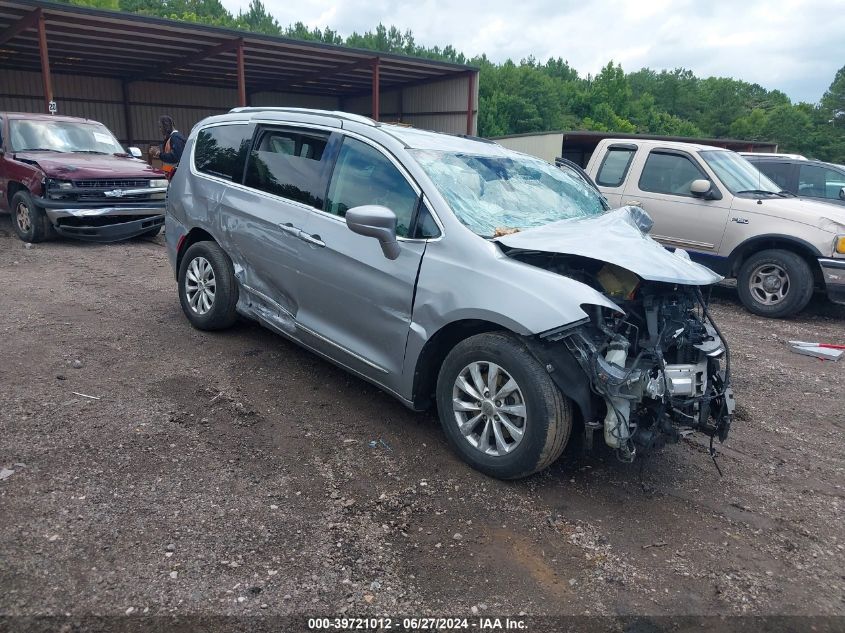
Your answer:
128;146;143;159
839;187;845;201
345;205;401;260
690;178;721;200
690;179;712;196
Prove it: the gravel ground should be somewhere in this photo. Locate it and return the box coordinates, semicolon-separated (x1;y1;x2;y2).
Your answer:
1;216;843;631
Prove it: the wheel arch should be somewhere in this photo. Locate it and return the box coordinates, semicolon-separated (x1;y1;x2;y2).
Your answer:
176;227;217;279
728;234;824;285
410;319;510;409
7;181;30;207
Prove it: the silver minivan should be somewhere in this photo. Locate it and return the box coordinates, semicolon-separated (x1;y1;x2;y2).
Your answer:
165;108;735;479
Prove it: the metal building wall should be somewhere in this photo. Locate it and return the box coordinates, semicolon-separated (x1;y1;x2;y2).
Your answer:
0;68;125;136
493;132;564;163
343;73;477;134
1;68;478;146
250;92;339;110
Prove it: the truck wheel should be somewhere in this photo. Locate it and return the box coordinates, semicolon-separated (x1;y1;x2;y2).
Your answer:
11;191;51;243
436;332;572;479
737;249;814;318
177;241;239;331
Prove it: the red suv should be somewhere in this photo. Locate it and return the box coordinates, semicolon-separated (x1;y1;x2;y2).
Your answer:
0;112;167;242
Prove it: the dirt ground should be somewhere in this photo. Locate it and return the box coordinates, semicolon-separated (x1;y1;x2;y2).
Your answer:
1;215;844;630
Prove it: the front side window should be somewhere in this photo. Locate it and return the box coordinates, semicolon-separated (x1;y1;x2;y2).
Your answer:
326;137;418;238
244;128;330;207
799;164;845;200
596;146;635;187
194;124;251;182
10;119;124;155
410;149;606;237
639;151;705;196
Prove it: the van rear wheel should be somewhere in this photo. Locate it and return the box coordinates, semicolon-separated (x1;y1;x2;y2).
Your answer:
436;332;572;479
177;241;239;331
737;249;814;318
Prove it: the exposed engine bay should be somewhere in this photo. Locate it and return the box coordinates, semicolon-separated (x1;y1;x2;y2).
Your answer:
508;249;735;463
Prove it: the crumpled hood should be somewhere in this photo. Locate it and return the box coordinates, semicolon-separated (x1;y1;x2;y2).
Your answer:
15;152;164;179
495;206;723;286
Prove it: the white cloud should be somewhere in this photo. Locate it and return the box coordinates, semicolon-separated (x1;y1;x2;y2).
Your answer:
222;0;845;103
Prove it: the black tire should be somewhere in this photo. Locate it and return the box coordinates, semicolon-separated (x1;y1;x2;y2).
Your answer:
177;241;239;331
436;332;572;479
737;249;814;318
10;190;52;243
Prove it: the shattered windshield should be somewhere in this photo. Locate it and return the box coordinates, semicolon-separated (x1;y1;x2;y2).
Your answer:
699;150;782;195
10;119;125;155
410;149;607;236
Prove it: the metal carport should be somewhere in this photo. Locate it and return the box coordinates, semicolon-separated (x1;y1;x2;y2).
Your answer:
0;0;478;147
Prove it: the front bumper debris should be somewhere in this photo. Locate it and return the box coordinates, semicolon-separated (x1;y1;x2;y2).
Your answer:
34;198;166;242
53;214;164;242
537;285;734;463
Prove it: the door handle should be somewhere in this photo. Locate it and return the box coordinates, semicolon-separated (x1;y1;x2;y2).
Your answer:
299;232;325;248
279;222;301;236
278;223;325;247
625;200;643;207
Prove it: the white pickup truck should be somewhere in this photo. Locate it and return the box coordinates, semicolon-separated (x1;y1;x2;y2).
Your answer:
583;138;845;318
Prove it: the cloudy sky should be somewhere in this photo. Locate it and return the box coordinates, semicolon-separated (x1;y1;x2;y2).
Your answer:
221;0;845;104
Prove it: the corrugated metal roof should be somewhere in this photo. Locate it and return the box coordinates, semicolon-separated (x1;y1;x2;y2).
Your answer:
0;0;476;96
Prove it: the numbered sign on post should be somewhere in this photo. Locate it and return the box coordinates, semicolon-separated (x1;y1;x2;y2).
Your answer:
48;100;57;114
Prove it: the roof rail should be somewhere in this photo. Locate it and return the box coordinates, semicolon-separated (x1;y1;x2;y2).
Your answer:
229;107;377;127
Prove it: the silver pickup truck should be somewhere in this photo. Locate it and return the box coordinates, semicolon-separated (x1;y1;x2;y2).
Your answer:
585;138;845;318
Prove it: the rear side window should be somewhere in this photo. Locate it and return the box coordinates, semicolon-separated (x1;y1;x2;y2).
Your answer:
244;127;330;208
596;146;635;187
639;151;705;196
194;124;251;182
798;164;845;200
755;162;792;190
326;137;418;238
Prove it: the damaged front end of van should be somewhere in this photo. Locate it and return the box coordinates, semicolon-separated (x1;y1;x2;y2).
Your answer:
499;207;736;461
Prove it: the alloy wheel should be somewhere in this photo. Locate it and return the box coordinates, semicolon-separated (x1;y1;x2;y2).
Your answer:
748;263;790;305
184;256;216;315
452;361;527;456
15;202;32;234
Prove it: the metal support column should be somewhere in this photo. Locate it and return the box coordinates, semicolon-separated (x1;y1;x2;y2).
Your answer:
466;71;475;135
371;58;380;121
121;80;133;146
36;10;53;114
236;38;246;107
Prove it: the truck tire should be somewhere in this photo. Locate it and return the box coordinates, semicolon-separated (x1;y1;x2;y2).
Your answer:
436;332;572;479
177;241;239;331
11;190;52;243
737;249;814;318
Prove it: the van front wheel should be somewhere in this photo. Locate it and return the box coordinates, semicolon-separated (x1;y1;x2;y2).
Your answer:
436;332;572;479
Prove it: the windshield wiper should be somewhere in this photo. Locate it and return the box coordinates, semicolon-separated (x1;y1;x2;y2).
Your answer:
736;189;781;197
72;150;109;154
17;148;67;153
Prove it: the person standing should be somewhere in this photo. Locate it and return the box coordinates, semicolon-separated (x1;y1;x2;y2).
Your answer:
148;115;186;180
